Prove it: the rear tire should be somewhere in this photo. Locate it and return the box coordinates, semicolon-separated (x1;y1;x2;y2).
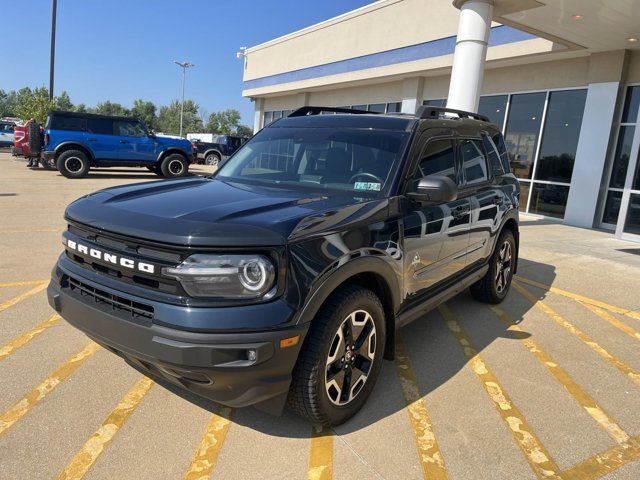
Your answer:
160;154;188;178
288;285;385;426
470;229;516;304
205;152;220;167
56;150;90;179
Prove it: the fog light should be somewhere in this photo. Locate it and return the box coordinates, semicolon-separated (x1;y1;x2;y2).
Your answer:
247;349;257;362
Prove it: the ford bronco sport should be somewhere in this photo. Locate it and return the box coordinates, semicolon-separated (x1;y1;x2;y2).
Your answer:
42;111;195;179
48;106;520;426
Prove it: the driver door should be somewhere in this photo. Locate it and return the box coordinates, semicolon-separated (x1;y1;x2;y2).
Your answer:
115;120;157;162
402;134;471;301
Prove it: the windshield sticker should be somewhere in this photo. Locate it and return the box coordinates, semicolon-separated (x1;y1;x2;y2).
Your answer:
354;182;381;191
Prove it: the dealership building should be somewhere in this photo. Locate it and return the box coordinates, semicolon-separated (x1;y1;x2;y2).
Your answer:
241;0;640;243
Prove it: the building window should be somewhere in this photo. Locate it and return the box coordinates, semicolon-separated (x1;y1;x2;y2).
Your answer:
423;99;447;107
535;89;587;185
386;102;402;113
504;92;546;180
368;103;386;113
352;104;367;111
478;95;508;128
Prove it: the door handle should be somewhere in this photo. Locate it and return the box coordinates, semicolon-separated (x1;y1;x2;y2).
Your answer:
87;138;97;142
119;140;129;144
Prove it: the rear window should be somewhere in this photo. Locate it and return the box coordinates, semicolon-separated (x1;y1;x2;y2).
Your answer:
0;123;14;133
51;115;86;132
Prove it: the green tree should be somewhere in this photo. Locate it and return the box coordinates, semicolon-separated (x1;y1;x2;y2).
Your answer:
205;109;242;134
156;99;202;135
15;87;55;124
94;101;130;117
74;103;88;113
235;124;253;137
55;91;74;111
131;99;157;130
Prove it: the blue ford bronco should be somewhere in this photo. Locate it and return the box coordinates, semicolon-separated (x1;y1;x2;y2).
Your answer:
48;106;520;425
42;111;195;178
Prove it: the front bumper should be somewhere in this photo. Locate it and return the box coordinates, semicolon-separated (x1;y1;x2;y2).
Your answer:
48;263;308;409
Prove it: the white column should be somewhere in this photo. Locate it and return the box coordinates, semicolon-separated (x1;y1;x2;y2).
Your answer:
447;0;494;113
401;77;424;114
253;97;264;132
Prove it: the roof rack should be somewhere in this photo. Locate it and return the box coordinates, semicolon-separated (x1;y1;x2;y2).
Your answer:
288;106;376;117
416;105;489;123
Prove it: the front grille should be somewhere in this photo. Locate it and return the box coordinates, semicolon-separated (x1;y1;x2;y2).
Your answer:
68;276;154;322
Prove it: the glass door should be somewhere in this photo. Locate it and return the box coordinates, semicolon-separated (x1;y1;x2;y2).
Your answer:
602;85;640;241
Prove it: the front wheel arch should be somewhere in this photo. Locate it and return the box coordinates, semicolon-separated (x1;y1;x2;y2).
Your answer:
296;255;400;360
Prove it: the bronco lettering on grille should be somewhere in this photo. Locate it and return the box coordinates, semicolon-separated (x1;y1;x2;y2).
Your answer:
65;239;155;274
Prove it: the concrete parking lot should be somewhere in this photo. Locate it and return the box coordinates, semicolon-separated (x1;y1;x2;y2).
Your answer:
1;150;639;480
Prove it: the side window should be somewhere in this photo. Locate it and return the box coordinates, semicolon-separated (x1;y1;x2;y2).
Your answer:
413;139;456;187
492;133;510;173
459;139;488;185
115;121;146;137
52;115;86;131
86;118;114;135
482;134;504;176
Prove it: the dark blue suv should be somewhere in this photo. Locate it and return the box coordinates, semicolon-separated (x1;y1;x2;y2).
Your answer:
42;111;195;178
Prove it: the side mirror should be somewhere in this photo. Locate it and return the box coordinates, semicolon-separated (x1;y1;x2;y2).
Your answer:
407;175;458;204
148;131;156;138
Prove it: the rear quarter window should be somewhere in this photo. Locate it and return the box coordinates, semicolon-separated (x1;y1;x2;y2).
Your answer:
492;133;510;173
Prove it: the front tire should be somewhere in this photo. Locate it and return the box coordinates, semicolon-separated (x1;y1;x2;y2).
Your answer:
160;154;188;178
56;150;90;178
470;229;516;304
288;285;385;426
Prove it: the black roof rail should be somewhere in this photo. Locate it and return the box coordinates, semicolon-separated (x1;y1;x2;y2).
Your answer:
288;106;376;117
416;105;490;123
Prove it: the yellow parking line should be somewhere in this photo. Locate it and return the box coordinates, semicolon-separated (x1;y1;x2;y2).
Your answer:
0;342;100;437
0;313;61;361
0;280;49;288
439;305;561;479
56;376;154;480
183;406;234;480
561;434;640;480
490;305;629;444
308;424;333;480
578;301;640;342
516;275;640;322
513;282;640;388
394;336;448;479
0;282;48;313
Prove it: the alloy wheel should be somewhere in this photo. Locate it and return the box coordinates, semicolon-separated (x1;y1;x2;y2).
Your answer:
168;159;184;175
64;157;83;173
495;241;512;294
324;310;376;406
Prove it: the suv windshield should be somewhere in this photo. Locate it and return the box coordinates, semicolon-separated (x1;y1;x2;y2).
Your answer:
216;127;410;193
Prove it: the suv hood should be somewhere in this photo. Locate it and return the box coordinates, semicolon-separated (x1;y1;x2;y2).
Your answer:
154;135;191;149
65;177;389;247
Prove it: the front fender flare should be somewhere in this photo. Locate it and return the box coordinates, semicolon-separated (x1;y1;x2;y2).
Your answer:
295;253;401;326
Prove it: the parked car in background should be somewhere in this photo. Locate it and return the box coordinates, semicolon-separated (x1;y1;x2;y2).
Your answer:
0;120;16;147
42;111;195;178
12;122;50;167
190;134;244;166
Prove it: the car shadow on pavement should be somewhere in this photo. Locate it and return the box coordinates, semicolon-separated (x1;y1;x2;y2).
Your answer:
142;257;555;437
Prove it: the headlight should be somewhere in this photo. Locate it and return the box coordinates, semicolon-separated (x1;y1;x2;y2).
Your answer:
163;254;276;299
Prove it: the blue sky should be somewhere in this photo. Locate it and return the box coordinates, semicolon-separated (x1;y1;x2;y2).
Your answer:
0;0;373;125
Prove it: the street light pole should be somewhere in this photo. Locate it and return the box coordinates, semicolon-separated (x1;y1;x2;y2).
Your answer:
49;0;58;101
172;60;195;138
